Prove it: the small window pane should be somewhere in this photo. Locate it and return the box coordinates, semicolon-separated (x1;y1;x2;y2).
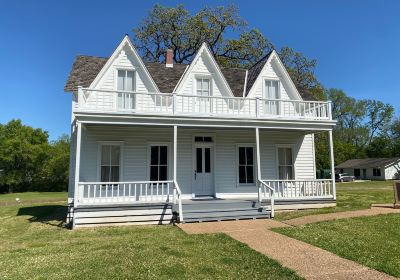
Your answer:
151;146;158;165
126;71;134;91
239;166;246;184
246;166;254;183
194;136;203;142
150;166;158;181
196;148;202;173
203;136;212;142
117;70;125;91
159;146;168;165
101;166;110;182
285;148;292;165
278;148;285;164
239;147;246;165
111;166;119;182
246;147;253;165
111;146;120;165
101;146;110;165
159;166;167;180
205;148;211;173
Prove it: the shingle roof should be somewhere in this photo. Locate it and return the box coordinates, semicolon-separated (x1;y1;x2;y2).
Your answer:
336;158;400;169
64;53;316;100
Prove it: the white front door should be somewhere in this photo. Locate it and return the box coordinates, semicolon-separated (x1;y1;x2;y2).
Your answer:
193;145;214;196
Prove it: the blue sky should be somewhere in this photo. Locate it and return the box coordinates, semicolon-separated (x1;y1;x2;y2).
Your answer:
1;0;399;139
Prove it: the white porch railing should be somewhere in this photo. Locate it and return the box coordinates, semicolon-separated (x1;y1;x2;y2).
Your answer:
75;88;332;121
258;180;275;218
260;179;334;199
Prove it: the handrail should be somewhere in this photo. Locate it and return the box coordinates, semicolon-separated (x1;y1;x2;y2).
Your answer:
258;179;275;218
173;180;183;222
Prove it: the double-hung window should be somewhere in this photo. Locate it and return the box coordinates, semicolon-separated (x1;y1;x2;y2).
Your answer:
100;144;121;182
264;80;280;115
195;78;211;113
117;69;135;110
238;146;255;184
150;145;168;181
277;147;294;180
373;168;381;177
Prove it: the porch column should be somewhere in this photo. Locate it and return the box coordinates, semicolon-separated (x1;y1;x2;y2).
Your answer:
328;129;336;200
173;125;177;181
74;121;82;208
256;127;262;202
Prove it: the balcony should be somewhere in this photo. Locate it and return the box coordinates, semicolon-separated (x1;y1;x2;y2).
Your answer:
74;88;332;121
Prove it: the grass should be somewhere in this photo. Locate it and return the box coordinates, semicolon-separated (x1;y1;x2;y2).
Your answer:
0;192;67;205
0;201;301;280
275;180;394;220
274;214;400;277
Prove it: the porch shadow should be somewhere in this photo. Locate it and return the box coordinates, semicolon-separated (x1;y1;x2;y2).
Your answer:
17;205;68;228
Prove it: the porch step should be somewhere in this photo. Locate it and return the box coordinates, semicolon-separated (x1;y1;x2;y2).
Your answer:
72;203;174;228
176;199;271;223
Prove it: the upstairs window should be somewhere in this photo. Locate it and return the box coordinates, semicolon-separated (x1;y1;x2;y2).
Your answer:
263;80;280;115
373;168;381;177
196;78;211;96
277;147;294;180
117;70;135;110
100;145;121;182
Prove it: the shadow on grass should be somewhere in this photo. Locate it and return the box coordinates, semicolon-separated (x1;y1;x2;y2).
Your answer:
17;205;68;228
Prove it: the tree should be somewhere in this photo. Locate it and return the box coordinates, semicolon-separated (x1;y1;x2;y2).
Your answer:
133;4;273;68
364;100;394;145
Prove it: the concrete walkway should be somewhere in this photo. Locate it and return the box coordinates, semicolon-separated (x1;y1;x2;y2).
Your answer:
283;205;400;227
178;215;398;279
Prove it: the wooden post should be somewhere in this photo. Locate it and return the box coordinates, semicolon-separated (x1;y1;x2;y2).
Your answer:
173;125;177;181
256;127;261;202
74;122;82;207
328;130;336;200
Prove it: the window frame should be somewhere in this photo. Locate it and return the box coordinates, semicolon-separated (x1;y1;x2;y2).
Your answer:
115;68;136;92
194;75;212;97
115;68;136;110
147;143;170;182
275;145;295;180
373;168;381;177
263;78;280;100
236;144;256;186
97;141;124;182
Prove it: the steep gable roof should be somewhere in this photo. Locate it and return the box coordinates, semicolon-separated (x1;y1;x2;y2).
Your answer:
144;63;187;93
245;51;272;95
220;67;247;97
336;158;400;169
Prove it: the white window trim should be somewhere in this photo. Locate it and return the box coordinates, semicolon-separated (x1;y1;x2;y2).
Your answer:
262;78;281;99
146;143;171;181
236;144;256;187
275;144;295;180
114;68;136;92
97;141;124;182
194;75;213;97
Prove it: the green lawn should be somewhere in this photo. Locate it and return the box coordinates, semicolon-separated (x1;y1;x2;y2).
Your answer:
0;192;67;205
275;180;394;220
0;201;301;280
274;214;400;277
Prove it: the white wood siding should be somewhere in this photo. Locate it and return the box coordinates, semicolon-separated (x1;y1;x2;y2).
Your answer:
76;126;316;195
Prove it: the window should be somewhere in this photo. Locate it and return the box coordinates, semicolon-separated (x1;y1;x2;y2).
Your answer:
150;145;168;181
117;70;135;110
277;147;294;180
373;168;381;177
238;146;254;184
354;169;360;177
264;80;280;115
194;136;213;143
100;145;121;182
196;78;211;96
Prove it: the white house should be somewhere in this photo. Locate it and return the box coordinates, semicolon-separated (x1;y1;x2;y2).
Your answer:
65;36;337;228
336;158;400;180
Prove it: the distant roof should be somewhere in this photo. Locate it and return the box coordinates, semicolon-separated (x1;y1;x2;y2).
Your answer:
336;158;400;169
64;53;316;100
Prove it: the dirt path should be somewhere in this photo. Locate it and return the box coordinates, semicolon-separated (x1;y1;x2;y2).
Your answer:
178;216;397;279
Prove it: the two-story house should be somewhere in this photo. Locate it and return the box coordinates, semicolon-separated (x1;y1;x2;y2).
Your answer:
65;36;337;228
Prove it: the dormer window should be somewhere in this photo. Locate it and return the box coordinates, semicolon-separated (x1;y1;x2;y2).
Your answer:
263;80;280;115
117;70;135;110
196;78;211;96
117;70;135;91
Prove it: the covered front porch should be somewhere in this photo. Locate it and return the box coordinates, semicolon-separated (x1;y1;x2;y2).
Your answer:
70;122;336;225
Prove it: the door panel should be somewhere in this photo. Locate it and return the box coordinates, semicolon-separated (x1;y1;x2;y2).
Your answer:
193;146;214;196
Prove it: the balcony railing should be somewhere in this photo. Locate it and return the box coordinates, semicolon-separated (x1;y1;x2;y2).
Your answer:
75;88;332;121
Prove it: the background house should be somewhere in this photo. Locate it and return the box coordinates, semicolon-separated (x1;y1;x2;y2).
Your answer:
336;158;400;180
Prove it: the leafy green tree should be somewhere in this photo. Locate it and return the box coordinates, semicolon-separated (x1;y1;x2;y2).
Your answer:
0;120;49;192
133;4;273;68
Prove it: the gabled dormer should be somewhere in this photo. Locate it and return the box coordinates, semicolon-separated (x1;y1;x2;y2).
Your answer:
174;43;235;98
